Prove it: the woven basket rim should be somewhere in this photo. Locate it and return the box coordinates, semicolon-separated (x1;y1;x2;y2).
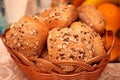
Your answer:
14;58;107;76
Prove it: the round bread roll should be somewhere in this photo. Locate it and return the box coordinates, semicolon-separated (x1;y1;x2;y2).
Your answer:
70;22;106;57
77;4;106;33
39;5;79;30
4;16;48;57
47;22;106;72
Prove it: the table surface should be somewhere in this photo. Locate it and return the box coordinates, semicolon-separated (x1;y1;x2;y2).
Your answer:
0;38;120;80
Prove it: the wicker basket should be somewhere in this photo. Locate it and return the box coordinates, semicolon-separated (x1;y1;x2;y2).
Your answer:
1;30;114;80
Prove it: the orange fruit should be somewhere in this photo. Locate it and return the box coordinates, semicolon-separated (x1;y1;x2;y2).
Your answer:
97;3;120;33
102;34;120;62
97;3;120;62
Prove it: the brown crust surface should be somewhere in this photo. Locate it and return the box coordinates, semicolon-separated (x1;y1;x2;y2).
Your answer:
47;22;106;72
5;16;48;57
77;4;106;33
39;5;79;30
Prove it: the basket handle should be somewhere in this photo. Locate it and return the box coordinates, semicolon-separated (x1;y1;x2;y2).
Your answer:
105;30;115;55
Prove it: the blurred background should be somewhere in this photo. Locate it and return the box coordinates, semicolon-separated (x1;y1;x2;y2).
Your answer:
0;0;52;34
0;0;120;62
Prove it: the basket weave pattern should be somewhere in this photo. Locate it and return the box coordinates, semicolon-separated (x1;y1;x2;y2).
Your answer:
14;54;109;80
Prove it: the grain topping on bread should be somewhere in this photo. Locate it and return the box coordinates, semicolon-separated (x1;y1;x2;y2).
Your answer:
47;22;106;72
48;22;105;63
5;16;48;57
40;5;79;30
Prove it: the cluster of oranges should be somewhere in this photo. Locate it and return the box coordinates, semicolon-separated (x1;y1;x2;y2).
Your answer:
71;0;120;62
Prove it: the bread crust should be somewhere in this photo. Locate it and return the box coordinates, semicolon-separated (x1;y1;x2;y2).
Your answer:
48;22;106;62
5;16;48;57
77;4;106;33
40;5;79;30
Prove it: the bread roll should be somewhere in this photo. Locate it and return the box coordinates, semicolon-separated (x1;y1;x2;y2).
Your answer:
39;5;79;30
47;22;106;72
77;4;106;33
4;16;48;57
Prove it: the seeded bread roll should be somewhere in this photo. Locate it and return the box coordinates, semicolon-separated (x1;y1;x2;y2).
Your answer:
77;4;106;33
70;22;106;57
47;22;106;72
4;16;48;57
39;5;79;30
